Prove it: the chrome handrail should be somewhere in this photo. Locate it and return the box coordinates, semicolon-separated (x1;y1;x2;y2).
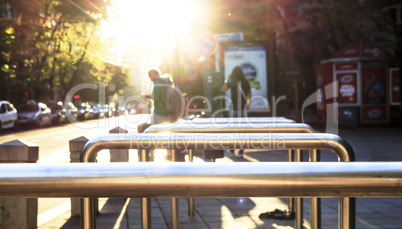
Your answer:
79;133;355;229
178;116;296;124
0;162;401;229
144;122;314;133
81;133;354;162
1;162;401;197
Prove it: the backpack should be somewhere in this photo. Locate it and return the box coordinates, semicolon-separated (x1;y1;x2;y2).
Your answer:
157;78;184;122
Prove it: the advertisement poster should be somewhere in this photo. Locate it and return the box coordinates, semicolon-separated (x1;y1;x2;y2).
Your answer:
390;69;400;105
362;67;386;105
336;72;358;104
362;106;387;121
223;46;267;109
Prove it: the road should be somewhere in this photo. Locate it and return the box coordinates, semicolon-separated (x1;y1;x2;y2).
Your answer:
0;114;150;226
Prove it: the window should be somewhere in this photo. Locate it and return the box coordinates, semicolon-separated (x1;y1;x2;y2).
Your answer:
0;104;6;113
5;103;12;112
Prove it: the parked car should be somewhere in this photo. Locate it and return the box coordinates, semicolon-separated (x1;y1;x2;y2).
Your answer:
116;105;127;116
109;103;117;116
77;103;93;120
47;102;66;125
64;102;78;122
17;102;52;128
103;104;113;118
0;100;18;131
91;104;105;119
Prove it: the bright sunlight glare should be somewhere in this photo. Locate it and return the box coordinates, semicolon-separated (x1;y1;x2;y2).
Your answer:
102;0;200;47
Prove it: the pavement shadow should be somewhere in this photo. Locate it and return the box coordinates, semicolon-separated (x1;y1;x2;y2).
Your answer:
57;216;80;229
96;198;129;229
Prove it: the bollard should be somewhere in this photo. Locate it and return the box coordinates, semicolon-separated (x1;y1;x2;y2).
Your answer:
109;127;128;162
0;139;38;229
69;136;89;217
70;136;89;163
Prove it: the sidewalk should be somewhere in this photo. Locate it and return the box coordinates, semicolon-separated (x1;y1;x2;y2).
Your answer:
39;127;402;229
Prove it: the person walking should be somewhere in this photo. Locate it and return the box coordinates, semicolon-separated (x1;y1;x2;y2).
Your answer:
221;66;251;117
221;66;251;157
148;69;173;124
148;69;185;161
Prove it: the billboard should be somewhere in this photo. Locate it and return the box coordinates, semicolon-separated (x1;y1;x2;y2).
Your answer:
223;45;268;109
336;72;358;104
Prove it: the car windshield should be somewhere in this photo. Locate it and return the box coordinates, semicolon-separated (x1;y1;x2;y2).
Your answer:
18;105;39;112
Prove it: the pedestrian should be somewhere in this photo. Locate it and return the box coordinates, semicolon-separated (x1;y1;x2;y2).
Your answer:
221;66;251;157
221;66;251;117
148;69;186;161
148;68;173;124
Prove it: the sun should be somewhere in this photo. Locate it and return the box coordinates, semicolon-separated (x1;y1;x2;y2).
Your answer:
102;0;202;48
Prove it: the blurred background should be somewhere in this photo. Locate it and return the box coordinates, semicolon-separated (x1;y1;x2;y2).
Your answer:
0;0;401;127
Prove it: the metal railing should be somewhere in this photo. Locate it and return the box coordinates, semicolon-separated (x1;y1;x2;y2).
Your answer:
0;162;401;225
177;116;296;124
80;133;355;229
144;122;314;133
144;122;315;227
2;162;401;197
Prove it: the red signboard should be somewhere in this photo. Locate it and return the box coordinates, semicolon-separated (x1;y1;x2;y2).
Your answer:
335;63;358;71
362;106;387;121
336;72;358;104
335;39;387;59
390;69;400;105
362;67;386;105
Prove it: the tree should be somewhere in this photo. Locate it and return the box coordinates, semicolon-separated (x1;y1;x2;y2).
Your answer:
0;0;119;105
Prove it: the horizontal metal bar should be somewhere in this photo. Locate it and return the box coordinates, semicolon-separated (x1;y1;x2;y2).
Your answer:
80;133;355;162
0;162;401;198
144;123;314;133
178;117;295;124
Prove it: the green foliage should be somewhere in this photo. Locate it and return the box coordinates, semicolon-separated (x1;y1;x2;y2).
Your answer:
0;0;123;105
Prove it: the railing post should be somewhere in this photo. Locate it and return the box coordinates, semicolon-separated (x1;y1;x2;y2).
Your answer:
188;149;195;217
288;149;294;213
171;149;179;229
0;139;38;229
140;149;151;229
70;136;89;217
81;197;95;229
109;127;128;162
295;149;303;229
340;197;356;229
309;149;321;229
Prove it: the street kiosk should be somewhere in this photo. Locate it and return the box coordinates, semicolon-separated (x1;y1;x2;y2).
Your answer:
316;39;399;127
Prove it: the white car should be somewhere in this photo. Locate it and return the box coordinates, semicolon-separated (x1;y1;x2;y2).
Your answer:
0;101;18;130
17;102;52;128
